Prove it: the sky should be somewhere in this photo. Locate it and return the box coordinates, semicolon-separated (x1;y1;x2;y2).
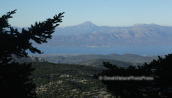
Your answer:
0;0;172;28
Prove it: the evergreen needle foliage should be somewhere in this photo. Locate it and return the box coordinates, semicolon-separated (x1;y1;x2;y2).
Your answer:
93;54;172;98
0;9;64;98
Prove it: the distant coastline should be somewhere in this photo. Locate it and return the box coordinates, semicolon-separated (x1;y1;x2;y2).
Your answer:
26;45;172;56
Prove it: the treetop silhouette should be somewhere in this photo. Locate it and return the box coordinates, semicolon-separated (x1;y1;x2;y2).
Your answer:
94;54;172;98
0;9;64;98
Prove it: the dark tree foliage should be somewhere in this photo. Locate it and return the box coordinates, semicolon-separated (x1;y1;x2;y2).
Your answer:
0;9;64;98
138;54;172;98
93;54;172;98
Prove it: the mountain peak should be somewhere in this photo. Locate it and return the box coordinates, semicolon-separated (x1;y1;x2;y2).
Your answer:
78;21;97;27
84;21;92;24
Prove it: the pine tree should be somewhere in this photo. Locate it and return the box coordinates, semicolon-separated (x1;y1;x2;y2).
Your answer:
0;9;64;98
93;53;172;98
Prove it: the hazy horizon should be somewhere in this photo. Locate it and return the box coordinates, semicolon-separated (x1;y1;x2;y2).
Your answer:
8;21;172;29
1;0;172;28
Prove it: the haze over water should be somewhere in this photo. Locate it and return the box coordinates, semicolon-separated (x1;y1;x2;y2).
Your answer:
26;45;172;56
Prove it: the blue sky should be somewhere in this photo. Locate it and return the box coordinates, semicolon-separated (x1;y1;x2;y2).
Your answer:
1;0;172;28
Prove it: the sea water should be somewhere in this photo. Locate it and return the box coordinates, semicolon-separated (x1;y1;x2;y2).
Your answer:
26;45;172;56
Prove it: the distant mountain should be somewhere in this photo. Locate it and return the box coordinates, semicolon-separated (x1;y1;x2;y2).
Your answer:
53;21;98;35
4;22;172;47
5;21;131;35
52;21;134;35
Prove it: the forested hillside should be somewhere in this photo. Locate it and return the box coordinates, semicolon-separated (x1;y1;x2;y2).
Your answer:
20;61;157;98
24;62;116;98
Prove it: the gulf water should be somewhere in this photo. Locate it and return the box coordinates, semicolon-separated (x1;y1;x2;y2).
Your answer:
26;45;172;56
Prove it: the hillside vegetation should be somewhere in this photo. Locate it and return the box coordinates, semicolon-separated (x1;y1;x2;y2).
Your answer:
20;59;157;98
24;62;116;98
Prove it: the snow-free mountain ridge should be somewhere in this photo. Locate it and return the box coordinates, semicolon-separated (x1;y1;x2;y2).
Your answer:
3;21;172;47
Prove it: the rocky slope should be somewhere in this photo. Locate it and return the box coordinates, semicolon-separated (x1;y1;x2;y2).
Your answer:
5;53;49;64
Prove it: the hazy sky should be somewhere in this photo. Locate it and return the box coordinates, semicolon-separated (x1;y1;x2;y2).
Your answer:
1;0;172;28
